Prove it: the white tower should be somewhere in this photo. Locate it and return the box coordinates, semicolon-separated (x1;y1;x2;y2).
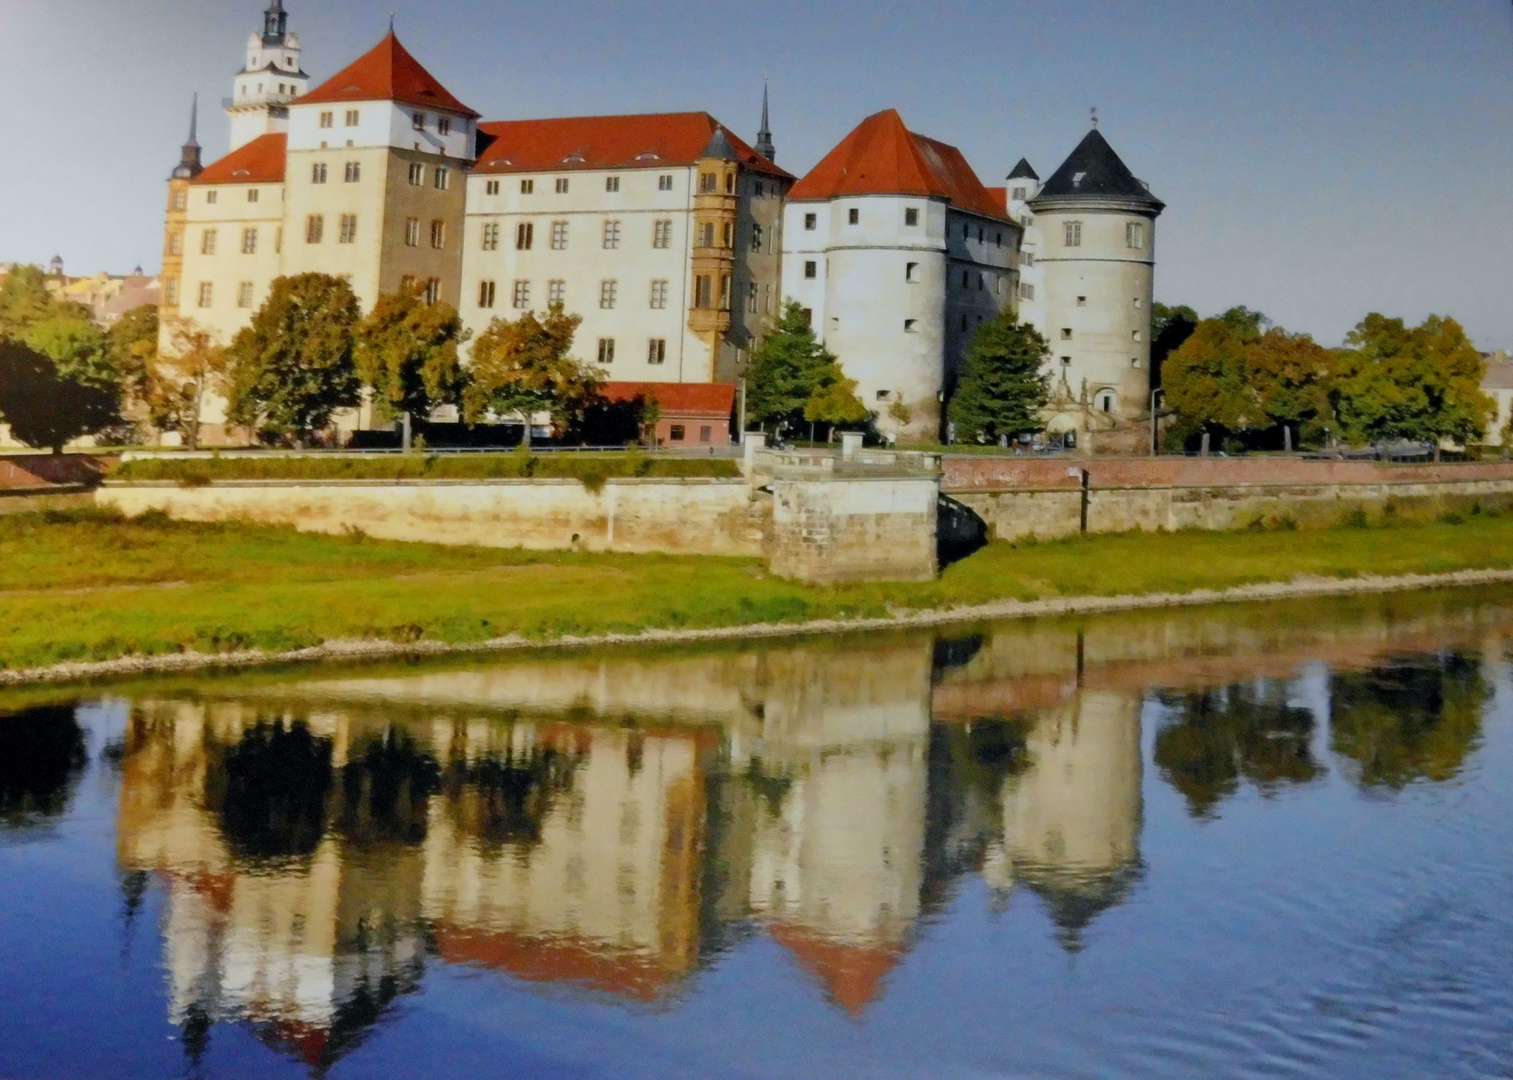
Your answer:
1005;157;1044;328
1027;122;1164;435
227;0;309;152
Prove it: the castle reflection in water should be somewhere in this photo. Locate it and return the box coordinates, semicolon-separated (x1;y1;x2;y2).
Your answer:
106;591;1509;1070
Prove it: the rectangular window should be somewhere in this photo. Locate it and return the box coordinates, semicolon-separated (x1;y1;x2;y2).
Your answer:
906;261;919;282
698;172;717;193
339;214;357;244
482;223;500;251
430;220;445;249
205;190;217;204
409;163;424;186
1132;329;1143;342
479;280;496;308
344;161;360;182
550;221;568;249
516;222;534;250
904;319;918;333
804;260;817;279
521;178;535;194
603;220;621;249
599;280;618;308
201;229;217;255
197;281;213;308
241;228;257;254
722;219;735;246
319;111;335;128
755;181;765;197
434;167;449;190
164;279;179;305
905;208;919;227
699;425;712;443
237;281;254;309
1077;296;1088;307
669;425;686;441
248;188;260;203
725;172;735;194
804;213;817;230
167;232;183;256
555;177;569;194
653;220;672;248
424;278;440;304
848;207;859;225
606;176;620;192
697;222;715;248
312;162;327;184
512;280;530;309
485;180;500;195
171;190;187;210
962;270;971;288
1012;186;1027;201
650;280;669;309
1065;221;1082;247
1020;283;1035;300
1061;328;1073;340
658;174;673;191
400;275;416;294
1127;222;1145;249
405;218;420;247
412;112;426;131
694;275;713;308
548;279;565;305
345;109;359;127
751;223;764;252
598;338;615;365
747;281;758;313
719;274;731;310
438;117;452;136
306;215;324;243
648;338;666;365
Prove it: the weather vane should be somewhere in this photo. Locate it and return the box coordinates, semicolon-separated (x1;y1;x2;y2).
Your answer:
1091;106;1099;129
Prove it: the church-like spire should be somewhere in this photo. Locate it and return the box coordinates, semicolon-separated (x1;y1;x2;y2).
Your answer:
262;0;289;46
754;81;776;162
172;94;204;180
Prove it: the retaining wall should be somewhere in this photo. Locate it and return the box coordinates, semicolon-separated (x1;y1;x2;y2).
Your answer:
769;474;939;584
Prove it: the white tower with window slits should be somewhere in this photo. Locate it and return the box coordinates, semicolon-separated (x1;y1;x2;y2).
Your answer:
227;0;310;152
1021;123;1163;443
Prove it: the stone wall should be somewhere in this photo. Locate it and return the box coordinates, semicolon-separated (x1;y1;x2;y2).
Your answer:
943;457;1513;540
769;474;939;584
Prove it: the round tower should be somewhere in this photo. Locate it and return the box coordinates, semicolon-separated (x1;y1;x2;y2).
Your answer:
1028;123;1164;434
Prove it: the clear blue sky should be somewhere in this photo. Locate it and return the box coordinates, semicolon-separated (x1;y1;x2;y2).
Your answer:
2;0;1510;349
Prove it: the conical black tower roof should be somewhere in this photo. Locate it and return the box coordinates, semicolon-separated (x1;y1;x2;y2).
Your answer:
1007;157;1039;181
1030;128;1163;213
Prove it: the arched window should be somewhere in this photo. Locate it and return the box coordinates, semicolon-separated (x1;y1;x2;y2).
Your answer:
1095;389;1117;414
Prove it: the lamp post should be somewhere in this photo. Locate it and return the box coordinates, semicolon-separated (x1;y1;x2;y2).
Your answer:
1150;388;1165;457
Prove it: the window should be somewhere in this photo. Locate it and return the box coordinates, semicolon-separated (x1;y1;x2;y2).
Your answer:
479;280;496;308
804;260;818;279
405;218;420;247
694;275;713;308
430;220;445;249
345;109;359;127
905;207;919;227
516;222;534;250
1023;252;1035;267
598;338;616;364
306;215;324;243
904;319;918;333
697;222;715;248
164;279;179;305
482;223;500;251
1132;329;1143;342
848;207;860;225
698;172;717;193
605;176;620;192
551;221;568;249
1096;390;1116;413
648;338;666;365
746;282;758;313
700;425;712;442
200;229;217;255
962;270;971;288
548;280;565;304
434;167;449;190
978;227;985;242
248;188;260;203
521;178;535;194
996;232;1003;246
312;162;328;184
1061;328;1073;340
1061;355;1072;366
205;190;217;205
554;177;569;194
241;228;257;254
1020;283;1035;300
670;425;686;442
804;213;817;230
751;223;764;252
1077;296;1087;307
339;214;357;243
1012;186;1027;201
171;190;187;211
344;161;360;182
650;280;669;309
438;117;452;136
237;281;255;309
1133;297;1143;308
412;112;426;131
400;275;417;294
1131;357;1143;368
485;180;500;195
906;261;919;283
599;279;617;309
167;232;183;256
1065;221;1082;247
801;307;813;326
658;174;673;191
512;280;530;309
876;391;891;401
275;227;282;253
653;220;672;248
319;111;334;128
720;274;731;309
725;172;735;194
424;278;440;304
197;281;213;308
722;222;733;248
1127;222;1144;249
603;220;621;249
409;163;424;186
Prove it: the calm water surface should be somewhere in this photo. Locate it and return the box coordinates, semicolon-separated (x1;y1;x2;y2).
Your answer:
3;589;1513;1079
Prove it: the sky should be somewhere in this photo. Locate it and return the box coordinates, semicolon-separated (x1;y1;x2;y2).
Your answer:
0;0;1510;350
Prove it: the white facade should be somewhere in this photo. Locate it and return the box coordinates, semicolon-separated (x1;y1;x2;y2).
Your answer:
227;3;308;152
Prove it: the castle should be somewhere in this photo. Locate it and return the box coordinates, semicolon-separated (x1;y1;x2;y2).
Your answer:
162;1;1163;445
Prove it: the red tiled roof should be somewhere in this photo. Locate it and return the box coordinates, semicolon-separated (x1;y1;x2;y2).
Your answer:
985;186;1009;214
298;32;479;118
789;109;1011;221
599;381;738;418
190;133;286;186
474;113;791;179
434;925;683;1002
768;922;906;1016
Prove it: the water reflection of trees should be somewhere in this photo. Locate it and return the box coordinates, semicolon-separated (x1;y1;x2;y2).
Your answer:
208;720;334;860
1154;681;1322;818
1330;654;1487;790
0;705;88;829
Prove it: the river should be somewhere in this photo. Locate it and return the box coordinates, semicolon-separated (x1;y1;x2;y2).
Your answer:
2;588;1511;1079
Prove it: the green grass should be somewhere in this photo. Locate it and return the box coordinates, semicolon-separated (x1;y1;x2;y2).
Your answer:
3;507;1513;673
108;452;740;485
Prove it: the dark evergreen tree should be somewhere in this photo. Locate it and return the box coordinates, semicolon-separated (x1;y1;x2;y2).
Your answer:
947;312;1050;442
745;301;862;434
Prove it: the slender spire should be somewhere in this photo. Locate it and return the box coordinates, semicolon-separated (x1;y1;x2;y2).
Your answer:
187;92;198;146
754;79;776;162
173;94;203;180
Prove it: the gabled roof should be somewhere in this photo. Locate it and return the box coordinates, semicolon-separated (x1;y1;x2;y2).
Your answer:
190;133;287;185
473;112;790;179
788;109;1011;221
297;31;479;118
599;381;737;418
1031;128;1164;212
768;922;906;1016
1007;157;1039;181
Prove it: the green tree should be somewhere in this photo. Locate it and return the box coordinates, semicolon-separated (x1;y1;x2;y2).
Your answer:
947;312;1051;442
461;303;599;430
106;303;159;410
804;370;869;429
355;287;468;425
223;274;362;444
0;339;119;453
157;321;229;450
0;265;63;339
1150;302;1198;378
1330;655;1486;790
746;301;853;434
1329;314;1492;447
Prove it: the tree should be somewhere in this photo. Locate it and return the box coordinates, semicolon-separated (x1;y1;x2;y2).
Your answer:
947;312;1051;442
746;301;859;434
1329;314;1492;447
156;321;229;450
462;303;599;429
805;370;869;429
1150;302;1198;380
223;274;362;444
1245;328;1335;445
106;303;159;410
0;265;62;339
0;339;119;453
355;287;468;425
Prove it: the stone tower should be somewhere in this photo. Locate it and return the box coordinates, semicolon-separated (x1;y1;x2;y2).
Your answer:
227;0;310;152
161;96;203;324
1027;125;1164;436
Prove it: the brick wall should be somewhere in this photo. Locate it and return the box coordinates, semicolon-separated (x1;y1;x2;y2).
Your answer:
0;454;110;488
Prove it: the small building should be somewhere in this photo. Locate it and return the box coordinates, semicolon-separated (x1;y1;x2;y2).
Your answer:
1482;351;1513;447
598;381;737;446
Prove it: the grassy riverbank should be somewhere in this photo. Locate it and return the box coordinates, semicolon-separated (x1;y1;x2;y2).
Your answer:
4;507;1513;673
